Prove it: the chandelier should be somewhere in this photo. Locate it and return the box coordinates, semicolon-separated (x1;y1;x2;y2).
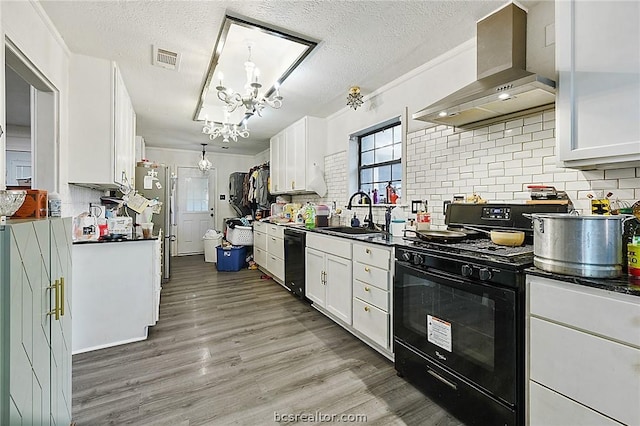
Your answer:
347;86;364;110
197;143;212;173
202;110;250;143
215;44;283;117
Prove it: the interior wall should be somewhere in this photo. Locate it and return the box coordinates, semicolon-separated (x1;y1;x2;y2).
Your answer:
1;1;71;198
145;147;256;231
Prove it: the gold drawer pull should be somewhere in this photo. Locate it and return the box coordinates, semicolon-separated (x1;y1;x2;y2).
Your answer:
365;248;371;254
364;286;370;292
47;279;60;320
364;267;370;272
60;277;65;317
364;306;370;312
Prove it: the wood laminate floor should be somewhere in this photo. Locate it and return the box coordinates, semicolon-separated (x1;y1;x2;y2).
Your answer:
72;255;463;425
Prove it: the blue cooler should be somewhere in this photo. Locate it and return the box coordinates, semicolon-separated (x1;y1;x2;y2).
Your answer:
216;246;246;272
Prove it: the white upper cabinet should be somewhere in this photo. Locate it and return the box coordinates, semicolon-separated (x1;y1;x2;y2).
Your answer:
556;0;640;169
68;54;136;188
269;116;326;194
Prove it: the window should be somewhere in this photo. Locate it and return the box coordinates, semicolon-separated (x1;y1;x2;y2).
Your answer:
358;122;402;204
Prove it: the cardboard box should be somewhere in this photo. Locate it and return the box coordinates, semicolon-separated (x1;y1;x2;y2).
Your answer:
8;188;48;218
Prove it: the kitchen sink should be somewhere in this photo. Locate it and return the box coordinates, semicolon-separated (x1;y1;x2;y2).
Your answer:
321;226;382;235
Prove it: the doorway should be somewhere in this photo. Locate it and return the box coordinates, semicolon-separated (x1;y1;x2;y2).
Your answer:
175;166;216;255
4;39;58;192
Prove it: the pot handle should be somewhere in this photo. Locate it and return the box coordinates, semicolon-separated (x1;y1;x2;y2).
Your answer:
523;213;544;233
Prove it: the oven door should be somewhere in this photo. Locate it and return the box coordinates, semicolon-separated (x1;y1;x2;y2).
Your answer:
394;261;516;405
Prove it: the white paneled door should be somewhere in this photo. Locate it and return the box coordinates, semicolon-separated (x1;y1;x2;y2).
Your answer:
176;167;216;255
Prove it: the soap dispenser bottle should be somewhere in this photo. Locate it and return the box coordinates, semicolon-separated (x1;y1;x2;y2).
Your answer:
351;212;360;227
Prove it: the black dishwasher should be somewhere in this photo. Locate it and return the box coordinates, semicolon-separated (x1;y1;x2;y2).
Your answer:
283;227;308;301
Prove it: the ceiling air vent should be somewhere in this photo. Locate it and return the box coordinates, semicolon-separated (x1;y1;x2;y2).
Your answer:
152;45;181;71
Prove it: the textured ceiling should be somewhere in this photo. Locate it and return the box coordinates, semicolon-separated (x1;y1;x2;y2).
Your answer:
38;0;537;156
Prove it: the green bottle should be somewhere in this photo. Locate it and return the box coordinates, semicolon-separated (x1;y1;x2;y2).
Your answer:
305;203;316;229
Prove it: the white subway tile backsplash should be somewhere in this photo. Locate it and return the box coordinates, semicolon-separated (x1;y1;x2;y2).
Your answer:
303;108;635;229
605;168;636;179
506;118;524;129
618;178;640;189
523;123;543;134
504;127;523;136
524;113;543;125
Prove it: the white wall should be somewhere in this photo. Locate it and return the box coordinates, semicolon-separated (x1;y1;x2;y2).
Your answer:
0;1;99;217
145;147;256;231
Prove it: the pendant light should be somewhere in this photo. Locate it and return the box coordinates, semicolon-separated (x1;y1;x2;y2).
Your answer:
197;143;212;173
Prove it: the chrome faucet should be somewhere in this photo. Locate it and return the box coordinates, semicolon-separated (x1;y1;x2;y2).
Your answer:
347;191;375;230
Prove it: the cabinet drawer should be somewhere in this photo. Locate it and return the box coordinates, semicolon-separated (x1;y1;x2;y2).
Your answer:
254;230;267;250
353;298;389;348
253;221;267;232
530;317;640;425
267;235;284;259
353;262;389;291
306;233;351;259
353;281;388;311
528;275;640;347
353;243;390;270
254;247;267;267
267;224;284;239
267;254;284;282
529;381;622;426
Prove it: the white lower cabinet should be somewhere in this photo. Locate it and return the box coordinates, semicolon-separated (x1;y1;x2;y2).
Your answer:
306;233;352;325
253;221;285;283
306;234;394;359
352;243;392;353
527;275;640;426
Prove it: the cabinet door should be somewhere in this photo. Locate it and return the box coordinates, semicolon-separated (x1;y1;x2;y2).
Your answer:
353;298;389;348
529;381;622;426
269;132;285;193
305;247;325;306
556;0;640;168
325;253;352;325
530;317;640;425
113;65;134;186
49;218;73;425
286;118;307;192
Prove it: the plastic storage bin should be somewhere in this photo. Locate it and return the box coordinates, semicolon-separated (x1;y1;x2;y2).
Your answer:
216;246;247;272
226;224;253;246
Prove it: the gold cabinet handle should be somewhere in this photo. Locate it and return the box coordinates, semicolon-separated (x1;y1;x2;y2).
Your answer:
364;267;370;272
60;277;65;317
365;248;371;254
47;279;60;320
364;286;370;292
364;306;370;312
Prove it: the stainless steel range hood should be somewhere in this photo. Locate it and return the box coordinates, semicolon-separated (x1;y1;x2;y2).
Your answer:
413;3;555;127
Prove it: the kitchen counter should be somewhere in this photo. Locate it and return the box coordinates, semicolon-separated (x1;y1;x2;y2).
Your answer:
73;235;159;244
526;267;640;297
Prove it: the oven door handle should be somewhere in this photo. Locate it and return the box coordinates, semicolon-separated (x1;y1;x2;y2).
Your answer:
396;261;466;286
427;368;458;390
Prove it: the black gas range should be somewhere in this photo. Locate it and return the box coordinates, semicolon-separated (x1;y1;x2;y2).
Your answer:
393;203;567;426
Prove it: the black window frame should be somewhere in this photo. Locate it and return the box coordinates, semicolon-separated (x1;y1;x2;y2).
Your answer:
357;121;402;204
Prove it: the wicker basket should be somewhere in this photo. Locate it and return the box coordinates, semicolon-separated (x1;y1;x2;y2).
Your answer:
226;224;253;246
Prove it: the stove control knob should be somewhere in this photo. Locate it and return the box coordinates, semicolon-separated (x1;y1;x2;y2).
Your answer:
412;254;424;265
401;252;412;262
479;268;492;281
461;264;473;277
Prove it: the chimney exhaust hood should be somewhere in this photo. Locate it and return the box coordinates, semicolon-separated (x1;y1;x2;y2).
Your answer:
413;3;555;128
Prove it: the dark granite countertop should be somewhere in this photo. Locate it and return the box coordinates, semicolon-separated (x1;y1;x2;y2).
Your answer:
526;267;640;298
306;227;405;248
73;236;159;245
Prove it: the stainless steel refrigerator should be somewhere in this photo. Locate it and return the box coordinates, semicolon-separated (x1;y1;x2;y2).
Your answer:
134;165;175;282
